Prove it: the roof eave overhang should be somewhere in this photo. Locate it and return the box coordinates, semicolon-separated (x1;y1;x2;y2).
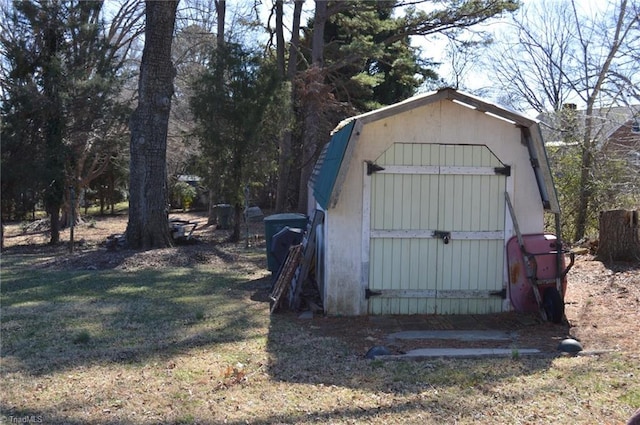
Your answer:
327;88;560;214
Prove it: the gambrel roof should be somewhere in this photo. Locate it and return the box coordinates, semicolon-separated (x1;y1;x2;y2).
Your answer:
312;87;560;213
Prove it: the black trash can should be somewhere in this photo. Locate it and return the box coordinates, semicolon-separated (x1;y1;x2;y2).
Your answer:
215;204;232;229
270;226;304;272
264;213;308;272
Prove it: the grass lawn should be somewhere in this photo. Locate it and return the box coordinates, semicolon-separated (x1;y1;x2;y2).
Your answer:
1;247;638;424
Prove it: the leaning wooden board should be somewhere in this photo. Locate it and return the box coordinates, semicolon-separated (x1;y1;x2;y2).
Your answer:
269;244;303;313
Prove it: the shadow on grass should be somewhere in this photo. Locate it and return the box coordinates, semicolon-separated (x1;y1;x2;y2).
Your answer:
1;260;270;377
0;396;497;425
2;246;566;385
264;302;571;396
2;247;568;396
265;314;564;387
233;260;573;396
3;247;637;425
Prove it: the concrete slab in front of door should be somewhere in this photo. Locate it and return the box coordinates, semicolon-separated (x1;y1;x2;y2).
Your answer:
386;330;515;341
375;347;542;360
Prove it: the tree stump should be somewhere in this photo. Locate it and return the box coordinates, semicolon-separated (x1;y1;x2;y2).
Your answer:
597;209;640;262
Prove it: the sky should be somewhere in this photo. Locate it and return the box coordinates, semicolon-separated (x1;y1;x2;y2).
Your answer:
116;0;628;116
414;0;616;113
258;0;617;114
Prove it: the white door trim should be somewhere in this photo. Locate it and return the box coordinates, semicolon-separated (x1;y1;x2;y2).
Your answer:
377;165;502;175
361;162;371;311
370;230;504;240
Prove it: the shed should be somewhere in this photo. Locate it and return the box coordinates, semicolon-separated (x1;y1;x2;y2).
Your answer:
308;88;560;316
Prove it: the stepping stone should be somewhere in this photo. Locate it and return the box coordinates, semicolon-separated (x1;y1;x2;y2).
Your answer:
387;330;515;341
376;347;541;360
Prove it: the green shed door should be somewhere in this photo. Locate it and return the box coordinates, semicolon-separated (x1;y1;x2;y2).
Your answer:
367;144;507;315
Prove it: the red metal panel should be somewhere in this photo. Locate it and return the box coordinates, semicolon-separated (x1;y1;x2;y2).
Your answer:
507;233;567;313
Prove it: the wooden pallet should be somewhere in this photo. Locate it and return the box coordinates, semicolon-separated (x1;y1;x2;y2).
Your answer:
289;210;324;310
269;244;303;314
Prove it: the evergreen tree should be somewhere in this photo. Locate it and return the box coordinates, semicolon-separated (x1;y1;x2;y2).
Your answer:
190;43;281;241
1;0;139;242
0;2;48;220
292;0;519;210
320;1;435;111
1;1;70;241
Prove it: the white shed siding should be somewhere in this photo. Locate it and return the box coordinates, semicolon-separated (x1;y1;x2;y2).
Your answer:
323;98;547;316
324;193;365;315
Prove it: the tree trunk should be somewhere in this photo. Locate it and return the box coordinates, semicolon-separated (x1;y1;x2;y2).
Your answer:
276;129;294;212
573;147;593;242
598;209;640;263
207;190;217;225
215;0;225;47
42;10;65;245
573;109;595;242
571;0;630;241
229;152;242;242
297;69;323;214
297;1;328;213
275;0;285;75
48;206;61;244
206;0;226;225
126;1;178;249
231;202;242;242
275;0;303;212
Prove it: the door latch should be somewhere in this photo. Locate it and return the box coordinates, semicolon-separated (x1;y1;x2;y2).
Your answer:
433;230;451;244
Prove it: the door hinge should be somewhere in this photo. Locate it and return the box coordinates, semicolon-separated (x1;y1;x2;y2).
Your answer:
494;165;511;176
366;161;385;175
490;288;507;299
365;288;382;299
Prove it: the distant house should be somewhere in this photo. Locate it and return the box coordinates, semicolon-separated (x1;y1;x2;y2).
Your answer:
540;105;640;158
175;175;208;209
604;115;640;167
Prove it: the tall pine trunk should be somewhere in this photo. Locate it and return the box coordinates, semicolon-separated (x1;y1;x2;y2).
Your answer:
42;9;65;245
207;0;226;225
275;0;302;212
297;0;328;213
126;1;178;249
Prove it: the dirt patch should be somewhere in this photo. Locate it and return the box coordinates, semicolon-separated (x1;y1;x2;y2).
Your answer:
564;256;640;353
1;211;267;272
294;255;640;357
2;213;639;356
